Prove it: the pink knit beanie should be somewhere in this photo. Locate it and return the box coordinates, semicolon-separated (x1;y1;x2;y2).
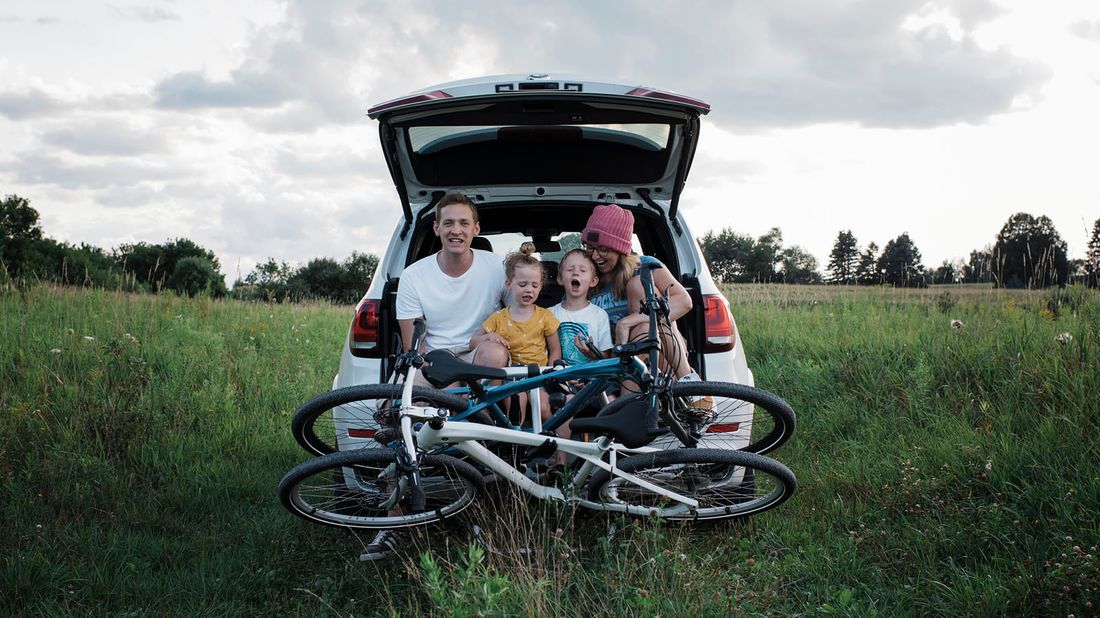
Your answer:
582;204;634;255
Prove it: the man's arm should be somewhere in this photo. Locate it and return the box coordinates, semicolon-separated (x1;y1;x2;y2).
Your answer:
398;318;421;353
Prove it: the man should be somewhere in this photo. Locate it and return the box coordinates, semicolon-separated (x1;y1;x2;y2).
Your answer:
363;192;508;560
396;193;508;363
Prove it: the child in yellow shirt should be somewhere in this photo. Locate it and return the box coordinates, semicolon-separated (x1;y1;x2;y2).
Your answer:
470;243;561;427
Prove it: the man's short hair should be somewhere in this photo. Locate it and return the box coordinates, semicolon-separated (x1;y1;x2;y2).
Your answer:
434;193;479;223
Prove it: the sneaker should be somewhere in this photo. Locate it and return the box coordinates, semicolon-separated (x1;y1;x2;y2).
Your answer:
360;529;399;561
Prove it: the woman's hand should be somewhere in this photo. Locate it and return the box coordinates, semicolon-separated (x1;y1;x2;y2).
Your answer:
614;312;648;344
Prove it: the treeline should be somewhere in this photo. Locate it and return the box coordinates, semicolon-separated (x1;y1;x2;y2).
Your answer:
0;194;377;302
699;227;821;284
702;211;1100;289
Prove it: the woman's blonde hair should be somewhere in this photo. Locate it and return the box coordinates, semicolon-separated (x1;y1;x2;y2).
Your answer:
504;242;543;282
606;251;641;300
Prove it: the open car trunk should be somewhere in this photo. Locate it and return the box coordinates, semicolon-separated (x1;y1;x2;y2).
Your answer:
376;202;707;382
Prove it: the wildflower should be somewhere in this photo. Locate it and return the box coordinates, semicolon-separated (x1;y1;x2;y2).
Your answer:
49;348;61;354
951;319;964;330
1055;332;1073;344
985;461;992;471
82;336;96;342
122;333;138;343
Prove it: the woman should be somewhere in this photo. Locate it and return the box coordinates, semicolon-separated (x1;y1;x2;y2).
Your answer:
580;203;700;383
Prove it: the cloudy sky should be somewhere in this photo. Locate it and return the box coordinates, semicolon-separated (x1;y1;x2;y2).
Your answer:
2;0;1099;281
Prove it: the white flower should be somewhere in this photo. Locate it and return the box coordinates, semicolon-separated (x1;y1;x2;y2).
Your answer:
1055;332;1073;344
82;336;96;342
951;319;964;330
49;348;62;354
985;461;992;471
122;333;138;343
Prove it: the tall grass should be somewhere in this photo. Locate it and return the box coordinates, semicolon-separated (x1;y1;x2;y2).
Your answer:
2;283;1098;615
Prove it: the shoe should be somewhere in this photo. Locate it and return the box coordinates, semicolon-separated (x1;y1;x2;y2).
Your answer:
360;529;399;561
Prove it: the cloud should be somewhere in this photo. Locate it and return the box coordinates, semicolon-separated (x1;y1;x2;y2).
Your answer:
1069;19;1100;42
2;151;190;191
150;0;1048;134
154;70;295;109
40;117;169;156
108;4;181;22
0;89;69;120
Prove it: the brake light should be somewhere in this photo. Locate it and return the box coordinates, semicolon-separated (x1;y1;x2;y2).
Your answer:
703;294;735;353
367;89;452;116
350;299;383;358
626;87;711;112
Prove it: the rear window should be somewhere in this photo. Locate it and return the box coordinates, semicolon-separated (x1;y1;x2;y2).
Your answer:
408;124;671;154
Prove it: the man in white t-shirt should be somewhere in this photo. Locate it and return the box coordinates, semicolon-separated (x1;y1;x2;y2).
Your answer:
396;193;508;367
367;194;507;562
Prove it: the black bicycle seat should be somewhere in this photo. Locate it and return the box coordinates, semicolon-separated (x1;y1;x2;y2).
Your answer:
570;398;664;449
422;350;508;388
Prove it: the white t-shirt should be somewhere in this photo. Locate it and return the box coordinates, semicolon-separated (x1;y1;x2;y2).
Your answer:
549;302;613;365
396;249;505;352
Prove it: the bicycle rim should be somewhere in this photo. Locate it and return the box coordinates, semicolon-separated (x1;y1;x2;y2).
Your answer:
291;384;469;456
616;381;796;454
589;448;795;521
278;450;483;529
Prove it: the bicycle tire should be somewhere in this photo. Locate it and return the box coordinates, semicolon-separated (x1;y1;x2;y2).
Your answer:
587;448;795;521
278;449;485;529
291;384;470;456
596;381;796;454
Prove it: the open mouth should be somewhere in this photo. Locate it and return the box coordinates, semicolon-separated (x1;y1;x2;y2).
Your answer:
569;277;582;292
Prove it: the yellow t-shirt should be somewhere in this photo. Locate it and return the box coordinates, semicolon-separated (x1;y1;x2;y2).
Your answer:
482;306;560;365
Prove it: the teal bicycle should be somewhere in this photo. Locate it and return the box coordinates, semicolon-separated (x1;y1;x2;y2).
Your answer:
291;265;796;460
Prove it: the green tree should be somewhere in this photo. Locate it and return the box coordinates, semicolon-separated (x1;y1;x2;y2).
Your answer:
962;248;994;284
700;228;756;283
116;238;222;291
1085;217;1100;288
290;257;347;301
168;256;227;297
877;233;925;287
931;260;958;284
0;194;44;276
343;252;379;302
856;242;880;285
778;245;821;284
992;213;1068;288
826;230;858;284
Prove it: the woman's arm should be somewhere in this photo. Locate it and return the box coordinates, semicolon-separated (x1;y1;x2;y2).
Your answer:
650;265;693;321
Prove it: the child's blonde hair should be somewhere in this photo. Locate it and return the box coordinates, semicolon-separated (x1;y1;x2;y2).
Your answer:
504;242;543;282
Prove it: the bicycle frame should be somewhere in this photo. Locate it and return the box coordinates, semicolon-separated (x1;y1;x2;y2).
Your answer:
397;400;709;516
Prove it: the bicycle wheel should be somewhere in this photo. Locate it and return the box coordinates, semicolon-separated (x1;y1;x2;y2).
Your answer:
291;384;469;456
598;381;796;454
278;449;485;529
587;448;795;521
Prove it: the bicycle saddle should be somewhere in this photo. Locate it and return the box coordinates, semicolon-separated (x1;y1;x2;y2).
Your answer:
570;397;664;449
422;350;508;388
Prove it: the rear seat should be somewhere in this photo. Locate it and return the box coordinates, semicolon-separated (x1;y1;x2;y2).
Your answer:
537;260;563;308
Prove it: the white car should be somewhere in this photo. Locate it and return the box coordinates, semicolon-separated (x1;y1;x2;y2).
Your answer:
324;73;759;452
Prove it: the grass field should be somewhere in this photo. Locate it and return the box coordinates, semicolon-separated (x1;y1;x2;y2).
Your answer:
2;283;1098;615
